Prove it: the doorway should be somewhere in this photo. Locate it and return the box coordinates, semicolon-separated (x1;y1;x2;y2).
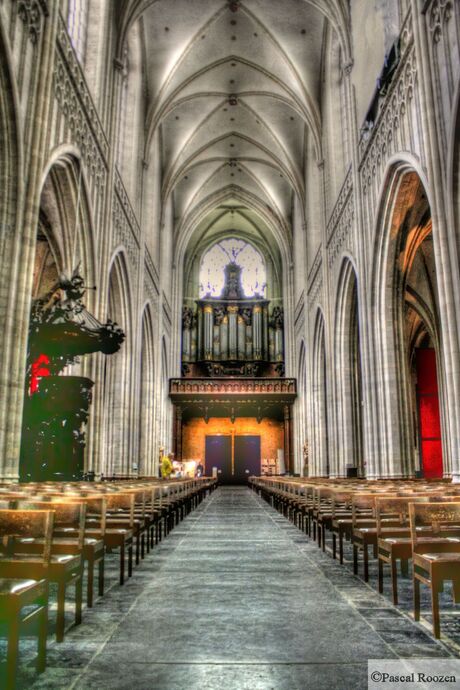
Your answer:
205;433;261;484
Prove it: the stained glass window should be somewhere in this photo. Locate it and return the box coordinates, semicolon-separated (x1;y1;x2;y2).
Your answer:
199;238;266;298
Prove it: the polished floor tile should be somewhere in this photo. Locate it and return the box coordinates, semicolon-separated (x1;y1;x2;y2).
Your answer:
13;486;457;690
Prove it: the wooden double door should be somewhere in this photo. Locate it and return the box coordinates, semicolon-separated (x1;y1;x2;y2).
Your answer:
205;434;261;484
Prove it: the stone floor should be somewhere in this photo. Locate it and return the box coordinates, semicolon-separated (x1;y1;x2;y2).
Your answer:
4;486;460;690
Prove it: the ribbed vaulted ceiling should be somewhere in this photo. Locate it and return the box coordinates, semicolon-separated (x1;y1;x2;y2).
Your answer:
119;0;349;266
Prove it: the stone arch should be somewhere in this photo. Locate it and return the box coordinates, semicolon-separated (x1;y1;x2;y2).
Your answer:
18;153;98;479
160;335;171;450
444;75;460;480
37;151;97;302
297;339;308;475
103;250;133;476
171;187;295;377
139;303;156;476
371;163;444;478
311;309;328;477
333;257;363;478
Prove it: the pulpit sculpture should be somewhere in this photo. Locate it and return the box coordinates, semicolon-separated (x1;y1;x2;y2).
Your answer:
20;269;125;481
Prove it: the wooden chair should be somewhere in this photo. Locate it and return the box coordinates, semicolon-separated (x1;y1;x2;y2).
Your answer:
376;495;460;604
60;496;106;607
411;501;460;638
0;509;54;689
328;491;353;561
10;501;85;642
316;488;354;552
103;494;134;584
41;494;106;606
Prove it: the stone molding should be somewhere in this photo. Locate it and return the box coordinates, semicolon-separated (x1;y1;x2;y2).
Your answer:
17;0;48;44
358;9;416;195
307;246;323;312
112;169;141;266
294;291;305;329
144;249;160;298
426;0;453;43
326;167;354;270
170;378;297;396
54;15;108;187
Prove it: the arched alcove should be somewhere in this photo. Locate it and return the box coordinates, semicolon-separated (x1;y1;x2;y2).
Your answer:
372;166;444;478
19;154;100;480
311;309;328;477
160;336;171;452
297;339;308;476
103;251;132;476
139;305;156;475
334;259;364;478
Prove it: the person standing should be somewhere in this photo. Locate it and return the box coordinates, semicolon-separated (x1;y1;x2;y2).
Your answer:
161;452;173;479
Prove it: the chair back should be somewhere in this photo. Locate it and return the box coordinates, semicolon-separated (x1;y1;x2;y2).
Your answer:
105;493;135;526
409;501;460;545
17;500;86;550
0;509;54;564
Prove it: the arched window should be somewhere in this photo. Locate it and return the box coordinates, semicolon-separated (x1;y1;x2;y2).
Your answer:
67;0;89;64
199;238;266;298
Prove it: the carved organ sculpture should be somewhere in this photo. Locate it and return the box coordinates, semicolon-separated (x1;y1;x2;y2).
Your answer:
182;262;284;377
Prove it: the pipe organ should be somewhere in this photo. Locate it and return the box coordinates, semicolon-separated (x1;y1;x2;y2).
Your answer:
182;264;284;377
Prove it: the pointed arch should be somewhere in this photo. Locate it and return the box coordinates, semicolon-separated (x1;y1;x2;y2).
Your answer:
371;161;445;478
139;303;156;475
297;339;308;475
311;308;328;477
102;250;133;476
38;149;97;303
159;335;172;450
333;257;363;477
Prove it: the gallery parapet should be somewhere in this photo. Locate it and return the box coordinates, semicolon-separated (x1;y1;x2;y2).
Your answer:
170;377;296;402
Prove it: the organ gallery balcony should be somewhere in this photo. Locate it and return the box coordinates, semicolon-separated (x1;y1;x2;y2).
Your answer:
170;377;296;402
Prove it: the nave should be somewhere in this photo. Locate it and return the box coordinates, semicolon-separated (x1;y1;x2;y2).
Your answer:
20;487;457;690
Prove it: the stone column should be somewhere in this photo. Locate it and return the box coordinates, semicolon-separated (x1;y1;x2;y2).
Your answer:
411;1;460;481
0;2;60;480
284;404;292;473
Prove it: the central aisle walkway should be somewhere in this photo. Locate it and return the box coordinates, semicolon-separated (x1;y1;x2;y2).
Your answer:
33;487;452;690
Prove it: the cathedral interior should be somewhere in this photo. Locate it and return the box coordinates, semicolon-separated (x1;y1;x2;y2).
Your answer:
1;0;460;688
